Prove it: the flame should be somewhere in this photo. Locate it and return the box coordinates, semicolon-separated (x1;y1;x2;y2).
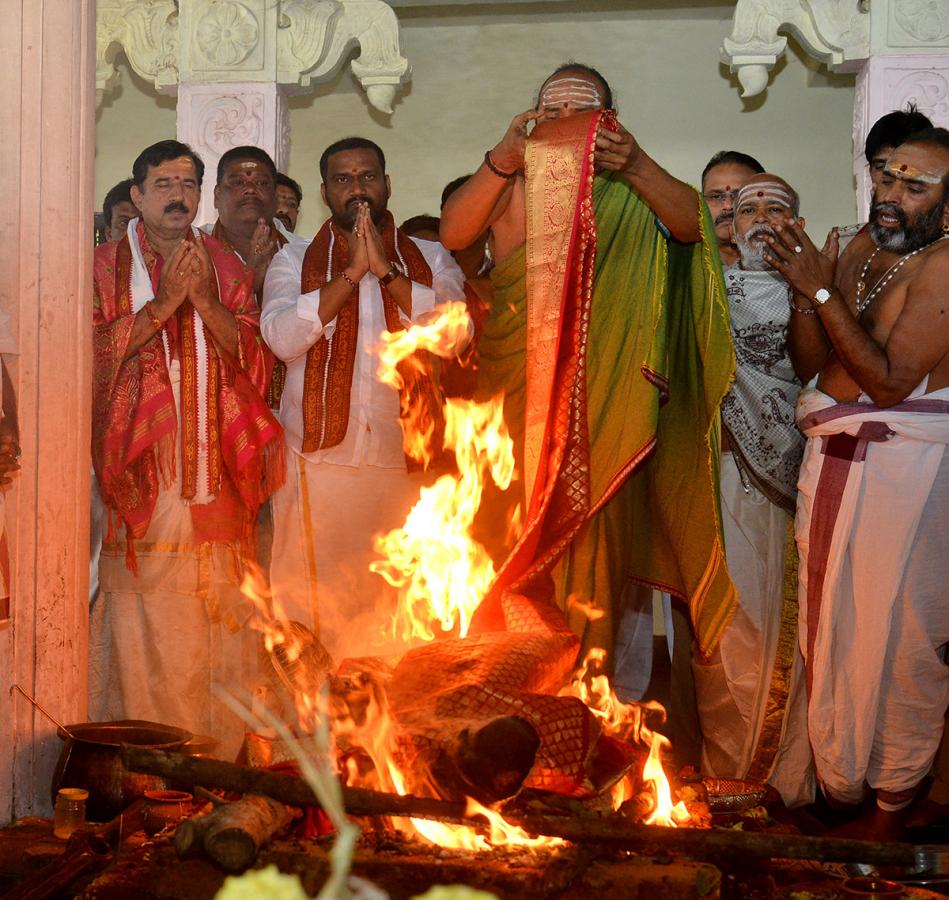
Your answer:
376;300;473;468
371;303;516;642
560;648;665;745
642;732;691;827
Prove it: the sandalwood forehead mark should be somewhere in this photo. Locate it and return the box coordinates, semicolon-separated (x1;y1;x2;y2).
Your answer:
882;160;943;185
540;77;602;107
735;181;794;209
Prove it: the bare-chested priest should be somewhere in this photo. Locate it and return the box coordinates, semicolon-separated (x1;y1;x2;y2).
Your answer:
766;127;949;839
441;64;736;718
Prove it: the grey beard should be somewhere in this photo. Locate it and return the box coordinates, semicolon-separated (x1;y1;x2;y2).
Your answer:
869;200;946;254
736;224;775;270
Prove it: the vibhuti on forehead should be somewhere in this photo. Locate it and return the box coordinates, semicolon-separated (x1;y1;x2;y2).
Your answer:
882;160;943;185
735;180;794;210
540;76;602;108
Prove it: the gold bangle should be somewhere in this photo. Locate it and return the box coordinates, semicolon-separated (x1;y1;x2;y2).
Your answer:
144;301;164;332
339;270;358;292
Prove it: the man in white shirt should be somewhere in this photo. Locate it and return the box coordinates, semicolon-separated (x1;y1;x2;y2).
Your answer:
262;137;465;660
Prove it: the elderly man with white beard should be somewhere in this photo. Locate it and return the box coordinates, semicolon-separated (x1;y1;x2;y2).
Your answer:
693;173;815;808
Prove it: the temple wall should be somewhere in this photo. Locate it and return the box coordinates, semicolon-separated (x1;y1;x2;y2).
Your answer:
95;3;857;241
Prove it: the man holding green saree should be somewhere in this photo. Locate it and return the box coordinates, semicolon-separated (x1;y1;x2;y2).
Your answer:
441;65;736;691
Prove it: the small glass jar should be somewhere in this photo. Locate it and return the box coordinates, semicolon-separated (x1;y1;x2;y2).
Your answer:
53;787;88;839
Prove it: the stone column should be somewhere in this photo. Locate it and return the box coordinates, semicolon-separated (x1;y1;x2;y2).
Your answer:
722;0;949;221
0;0;95;818
852;2;949;217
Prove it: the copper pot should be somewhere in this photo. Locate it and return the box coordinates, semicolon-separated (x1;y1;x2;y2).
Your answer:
142;789;193;836
51;720;192;822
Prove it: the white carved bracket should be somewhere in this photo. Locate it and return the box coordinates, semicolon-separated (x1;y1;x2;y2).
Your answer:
96;0;410;115
278;0;410;114
721;0;870;97
96;0;180;100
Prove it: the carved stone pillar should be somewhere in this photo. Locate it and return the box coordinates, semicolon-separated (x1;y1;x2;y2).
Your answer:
852;2;949;217
97;0;411;225
0;0;95;818
721;0;949;220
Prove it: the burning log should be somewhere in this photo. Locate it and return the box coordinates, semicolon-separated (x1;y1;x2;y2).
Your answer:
124;748;918;868
175;795;297;872
123;747;470;820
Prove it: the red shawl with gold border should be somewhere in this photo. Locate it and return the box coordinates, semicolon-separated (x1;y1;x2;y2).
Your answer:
93;225;284;564
299;213;442;469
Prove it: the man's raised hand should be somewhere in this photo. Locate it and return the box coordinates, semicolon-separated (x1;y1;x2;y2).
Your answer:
187;237;219;311
361;205;391;278
345;203;371;280
247;218;277;272
764;219;836;304
157;240;193;310
595;120;642;174
491;110;547;174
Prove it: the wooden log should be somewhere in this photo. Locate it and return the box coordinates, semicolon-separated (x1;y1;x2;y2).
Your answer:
123;748;918;869
174;795;296;872
123;747;470;821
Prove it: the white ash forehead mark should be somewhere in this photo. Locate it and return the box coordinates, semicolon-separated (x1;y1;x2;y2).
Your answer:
735;182;794;208
540;77;602;106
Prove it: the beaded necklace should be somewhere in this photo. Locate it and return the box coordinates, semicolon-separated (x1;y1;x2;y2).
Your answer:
855;234;947;314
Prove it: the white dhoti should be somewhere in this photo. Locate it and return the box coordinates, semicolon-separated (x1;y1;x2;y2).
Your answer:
694;453;814;806
91;361;261;759
91;478;260;759
269;449;430;663
796;384;949;804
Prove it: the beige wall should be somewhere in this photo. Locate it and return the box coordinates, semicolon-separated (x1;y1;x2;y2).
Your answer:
95;3;856;241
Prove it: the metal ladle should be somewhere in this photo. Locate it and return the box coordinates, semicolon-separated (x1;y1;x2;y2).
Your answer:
10;683;78;739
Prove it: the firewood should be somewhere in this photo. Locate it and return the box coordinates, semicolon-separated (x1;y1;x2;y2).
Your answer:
175;795;297;872
124;747;471;821
124;747;918;869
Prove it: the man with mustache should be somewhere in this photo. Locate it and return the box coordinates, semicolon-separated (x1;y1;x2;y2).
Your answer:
275;172;303;234
207;146;300;408
261;137;465;659
209;146;289;296
694;173;814;807
767;128;949;839
701;150;764;267
91;139;284;755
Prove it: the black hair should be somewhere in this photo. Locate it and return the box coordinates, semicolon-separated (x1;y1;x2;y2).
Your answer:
319;137;386;182
131;140;205;188
701;150;765;185
275;172;303;203
216;146;277;184
536;62;614;111
400;214;440;238
864;105;933;164
440;174;473;210
102;178;136;228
